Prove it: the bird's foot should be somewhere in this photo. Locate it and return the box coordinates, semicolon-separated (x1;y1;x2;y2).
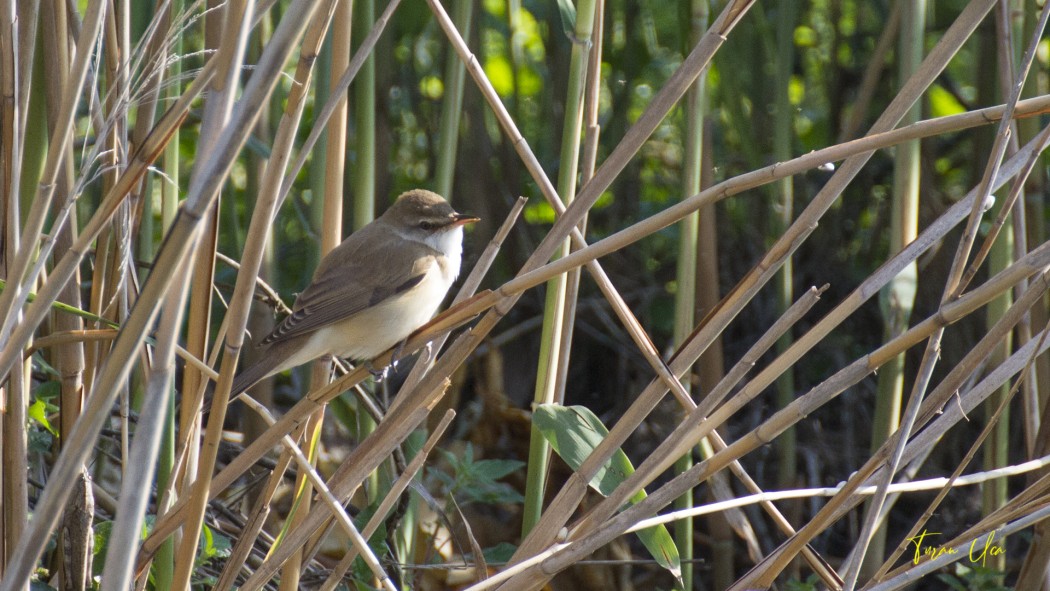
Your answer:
368;338;416;382
366;361;390;382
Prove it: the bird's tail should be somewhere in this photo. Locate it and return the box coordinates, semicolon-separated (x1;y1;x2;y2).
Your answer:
194;344;285;420
230;358;273;398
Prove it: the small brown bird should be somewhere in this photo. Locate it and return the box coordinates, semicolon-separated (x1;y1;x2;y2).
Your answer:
231;189;479;396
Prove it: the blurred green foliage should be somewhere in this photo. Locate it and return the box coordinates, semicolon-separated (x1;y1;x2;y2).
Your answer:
86;0;1046;586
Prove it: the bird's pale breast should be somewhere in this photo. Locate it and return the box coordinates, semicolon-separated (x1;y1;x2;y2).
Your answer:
305;257;452;361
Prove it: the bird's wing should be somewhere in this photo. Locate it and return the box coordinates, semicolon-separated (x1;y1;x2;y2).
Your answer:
261;239;438;345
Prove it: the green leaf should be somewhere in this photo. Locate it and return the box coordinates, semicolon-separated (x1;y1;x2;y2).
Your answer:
556;0;577;40
435;445;526;506
0;278;120;329
472;458;527;481
33;380;61;402
28;399;57;436
94;521;115;577
533;406;625;495
533;405;681;578
197;524;232;567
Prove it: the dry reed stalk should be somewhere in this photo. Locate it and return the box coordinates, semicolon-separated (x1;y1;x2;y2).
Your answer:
126;91;1050;587
696;288;840;586
865;498;1050;590
0;0;107;350
10;0;1033;587
174;2;339;588
727;270;1050;588
132;66;1050;590
504;4;999;581
238;397;398;591
234;372;454;586
138;186;523;574
722;291;1050;590
751;281;1050;587
863;126;1050;583
0;54;218;385
275;0;405;211
1;0;29;569
510;11;1050;587
318;410;457;591
532;306;1050;591
628;455;1050;531
842;3;1050;585
543;247;1050;584
871;329;1049;581
0;0;322;585
172;0;284;583
427;0;757;418
230;197;527;584
276;0;352;584
211;447;294;591
100;255;193;591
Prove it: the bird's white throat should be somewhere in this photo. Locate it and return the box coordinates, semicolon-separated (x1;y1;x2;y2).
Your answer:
422;225;465;280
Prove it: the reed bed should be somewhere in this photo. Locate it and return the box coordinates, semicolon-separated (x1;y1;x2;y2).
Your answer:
2;1;1049;590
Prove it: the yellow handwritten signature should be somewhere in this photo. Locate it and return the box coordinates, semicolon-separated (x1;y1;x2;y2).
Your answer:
904;529;1005;566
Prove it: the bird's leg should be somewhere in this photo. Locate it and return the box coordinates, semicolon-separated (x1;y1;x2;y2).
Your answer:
366;337;418;381
390;338;410;368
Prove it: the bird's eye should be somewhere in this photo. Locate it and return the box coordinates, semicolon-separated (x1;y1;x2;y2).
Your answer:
419;221;436;231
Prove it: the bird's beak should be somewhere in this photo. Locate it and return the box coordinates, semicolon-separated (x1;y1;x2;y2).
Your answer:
451;213;481;226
